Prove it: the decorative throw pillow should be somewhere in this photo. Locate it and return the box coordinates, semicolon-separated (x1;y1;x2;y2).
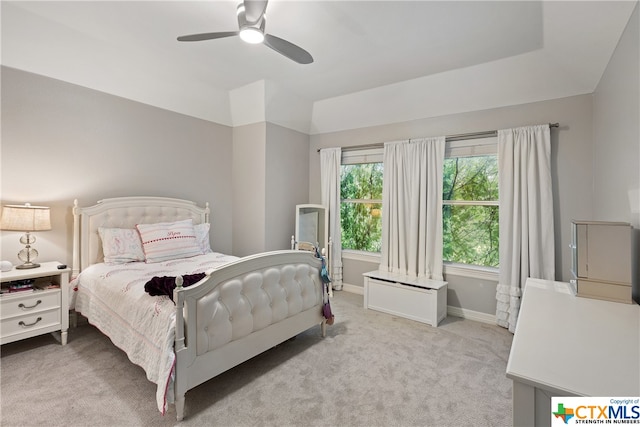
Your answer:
98;227;145;264
136;219;203;263
194;223;213;254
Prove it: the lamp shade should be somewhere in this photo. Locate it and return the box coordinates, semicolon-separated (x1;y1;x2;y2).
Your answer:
0;204;51;232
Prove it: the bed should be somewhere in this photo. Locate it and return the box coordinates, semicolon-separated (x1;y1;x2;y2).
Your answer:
71;196;329;421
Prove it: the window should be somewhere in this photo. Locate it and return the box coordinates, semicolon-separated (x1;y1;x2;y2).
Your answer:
442;138;499;268
339;140;499;267
340;148;383;253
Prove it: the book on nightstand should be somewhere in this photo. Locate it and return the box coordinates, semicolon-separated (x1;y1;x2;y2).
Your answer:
1;279;36;294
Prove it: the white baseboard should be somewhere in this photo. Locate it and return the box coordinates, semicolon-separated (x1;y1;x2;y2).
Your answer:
341;283;495;325
340;282;364;295
447;306;496;325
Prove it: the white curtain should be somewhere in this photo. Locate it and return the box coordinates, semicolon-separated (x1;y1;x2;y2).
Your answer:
320;147;343;290
380;137;445;280
496;124;555;333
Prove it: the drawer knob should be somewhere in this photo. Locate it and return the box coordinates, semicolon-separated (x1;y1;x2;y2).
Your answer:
18;300;42;310
18;317;42;328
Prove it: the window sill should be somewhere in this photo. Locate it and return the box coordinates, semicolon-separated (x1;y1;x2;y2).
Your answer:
341;252;499;281
443;263;499;281
341;250;381;264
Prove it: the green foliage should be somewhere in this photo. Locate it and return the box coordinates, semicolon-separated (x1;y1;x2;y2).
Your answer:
442;205;499;267
443;156;499;267
340;163;383;252
443;156;498;201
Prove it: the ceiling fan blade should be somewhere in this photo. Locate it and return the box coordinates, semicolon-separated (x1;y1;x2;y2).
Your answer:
244;0;268;24
264;34;313;64
177;31;239;42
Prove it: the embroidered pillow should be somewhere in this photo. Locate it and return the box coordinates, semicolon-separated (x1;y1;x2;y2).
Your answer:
136;219;203;263
194;223;213;254
98;227;145;264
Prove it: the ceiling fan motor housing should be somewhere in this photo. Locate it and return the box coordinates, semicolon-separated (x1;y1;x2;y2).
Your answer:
237;3;265;43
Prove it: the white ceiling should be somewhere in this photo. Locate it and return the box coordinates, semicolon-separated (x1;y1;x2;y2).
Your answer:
1;1;637;134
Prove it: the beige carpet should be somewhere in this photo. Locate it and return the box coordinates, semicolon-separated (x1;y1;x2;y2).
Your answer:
1;291;513;427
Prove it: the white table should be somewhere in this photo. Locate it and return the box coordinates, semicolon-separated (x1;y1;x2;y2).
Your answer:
506;278;640;426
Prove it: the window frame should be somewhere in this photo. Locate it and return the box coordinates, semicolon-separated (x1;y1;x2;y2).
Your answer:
340;148;384;255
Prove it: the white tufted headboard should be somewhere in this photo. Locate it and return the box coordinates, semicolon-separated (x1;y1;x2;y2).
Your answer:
72;197;210;277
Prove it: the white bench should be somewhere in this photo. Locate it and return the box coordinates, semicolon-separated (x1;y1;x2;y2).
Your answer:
363;270;447;327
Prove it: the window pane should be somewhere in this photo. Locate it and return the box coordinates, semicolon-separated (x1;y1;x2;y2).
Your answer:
443;204;499;268
341;202;382;252
341;163;383;200
443;156;498;201
340;162;383;253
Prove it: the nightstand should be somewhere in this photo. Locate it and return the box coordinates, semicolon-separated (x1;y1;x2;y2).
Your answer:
0;262;70;345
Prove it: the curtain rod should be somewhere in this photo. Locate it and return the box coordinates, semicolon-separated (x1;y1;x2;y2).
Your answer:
317;122;559;153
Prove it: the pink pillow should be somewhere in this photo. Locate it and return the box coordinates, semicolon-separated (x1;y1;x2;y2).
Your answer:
136;219;203;263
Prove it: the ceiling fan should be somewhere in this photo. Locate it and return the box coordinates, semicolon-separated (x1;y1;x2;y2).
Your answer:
177;0;313;65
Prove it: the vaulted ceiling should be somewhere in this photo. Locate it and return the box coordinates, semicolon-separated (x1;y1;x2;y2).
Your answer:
2;1;637;133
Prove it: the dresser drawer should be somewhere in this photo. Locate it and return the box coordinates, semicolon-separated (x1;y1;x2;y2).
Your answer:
1;308;61;341
0;290;60;319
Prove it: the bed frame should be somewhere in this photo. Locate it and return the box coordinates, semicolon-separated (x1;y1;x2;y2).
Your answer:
72;196;327;420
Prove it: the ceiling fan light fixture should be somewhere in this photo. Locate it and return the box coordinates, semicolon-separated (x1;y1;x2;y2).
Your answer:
239;27;264;44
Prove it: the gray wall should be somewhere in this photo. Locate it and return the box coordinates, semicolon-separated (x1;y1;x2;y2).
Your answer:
231;122;311;256
265;123;310;251
310;94;596;315
1;66;234;267
592;3;640;302
232;122;267;256
593;4;639;227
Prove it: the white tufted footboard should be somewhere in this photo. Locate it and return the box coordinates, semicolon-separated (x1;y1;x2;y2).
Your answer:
172;250;326;421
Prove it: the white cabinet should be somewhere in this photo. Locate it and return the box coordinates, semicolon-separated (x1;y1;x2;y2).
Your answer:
0;262;70;345
570;220;632;303
363;270;447;327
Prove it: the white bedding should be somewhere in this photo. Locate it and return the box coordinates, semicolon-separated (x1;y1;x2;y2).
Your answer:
72;252;238;414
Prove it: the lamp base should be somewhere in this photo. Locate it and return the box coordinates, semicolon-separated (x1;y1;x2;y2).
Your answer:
17;243;40;269
15;262;40;269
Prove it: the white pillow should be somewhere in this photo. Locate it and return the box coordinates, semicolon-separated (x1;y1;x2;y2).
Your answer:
136;219;203;263
98;227;145;264
194;223;213;254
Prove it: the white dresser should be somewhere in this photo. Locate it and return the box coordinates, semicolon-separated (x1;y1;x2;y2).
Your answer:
506;278;640;426
363;270;447;327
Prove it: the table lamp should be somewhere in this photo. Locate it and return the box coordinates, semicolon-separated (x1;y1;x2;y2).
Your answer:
0;203;51;269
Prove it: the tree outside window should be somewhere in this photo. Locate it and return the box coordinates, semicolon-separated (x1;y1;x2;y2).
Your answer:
442;155;499;268
340;163;383;252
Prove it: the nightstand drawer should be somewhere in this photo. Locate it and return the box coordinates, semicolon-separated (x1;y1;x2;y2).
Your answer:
0;290;60;319
1;308;61;341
